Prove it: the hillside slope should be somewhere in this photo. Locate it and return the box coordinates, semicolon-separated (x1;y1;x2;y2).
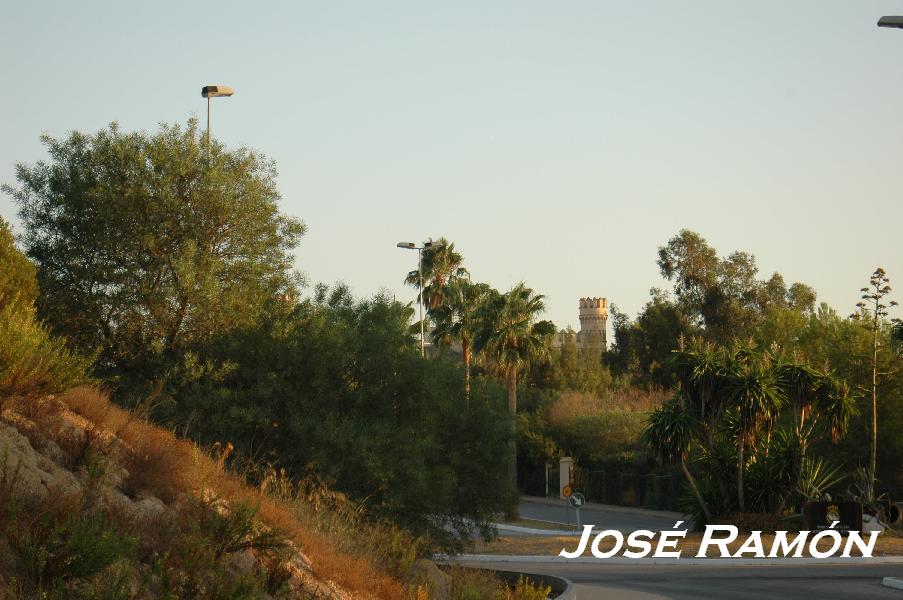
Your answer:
0;386;414;599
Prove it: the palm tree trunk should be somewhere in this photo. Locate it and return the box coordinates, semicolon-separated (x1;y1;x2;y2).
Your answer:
680;457;712;523
705;428;729;502
462;340;471;402
737;440;746;512
507;366;518;494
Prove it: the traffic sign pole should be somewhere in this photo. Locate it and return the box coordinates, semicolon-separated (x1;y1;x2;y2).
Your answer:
568;492;586;530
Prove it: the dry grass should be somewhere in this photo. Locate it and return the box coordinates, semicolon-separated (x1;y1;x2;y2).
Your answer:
548;388;667;427
57;386;409;600
473;531;903;557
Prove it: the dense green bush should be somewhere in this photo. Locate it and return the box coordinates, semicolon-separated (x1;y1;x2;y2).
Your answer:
0;217;37;315
0;217;89;397
163;285;515;549
0;303;91;397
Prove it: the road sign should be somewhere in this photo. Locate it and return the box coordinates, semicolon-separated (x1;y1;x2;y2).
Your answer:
569;492;586;509
562;485;573;498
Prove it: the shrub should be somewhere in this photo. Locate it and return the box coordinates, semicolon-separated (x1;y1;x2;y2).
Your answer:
0;216;37;315
0;304;91;398
443;567;552;600
5;505;137;597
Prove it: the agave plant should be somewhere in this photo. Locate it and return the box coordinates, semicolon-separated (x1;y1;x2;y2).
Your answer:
796;456;845;503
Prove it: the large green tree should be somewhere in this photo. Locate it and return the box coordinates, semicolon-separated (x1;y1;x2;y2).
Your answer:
656;229;816;343
5;121;305;397
474;283;556;492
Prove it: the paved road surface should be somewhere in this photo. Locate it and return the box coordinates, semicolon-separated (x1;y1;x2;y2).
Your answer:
518;497;680;532
462;560;903;599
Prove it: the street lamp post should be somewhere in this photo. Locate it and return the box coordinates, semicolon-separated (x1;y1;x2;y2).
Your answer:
201;85;235;147
397;240;444;357
878;16;903;29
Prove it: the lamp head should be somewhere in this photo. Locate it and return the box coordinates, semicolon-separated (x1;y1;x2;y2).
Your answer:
878;16;903;29
202;85;235;98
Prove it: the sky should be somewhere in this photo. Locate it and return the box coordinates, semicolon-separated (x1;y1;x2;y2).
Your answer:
2;1;902;332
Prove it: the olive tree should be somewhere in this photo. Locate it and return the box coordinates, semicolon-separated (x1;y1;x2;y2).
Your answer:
4;120;305;398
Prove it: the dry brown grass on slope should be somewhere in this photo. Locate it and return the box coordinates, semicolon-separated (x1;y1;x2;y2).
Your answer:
547;388;668;427
59;386;409;600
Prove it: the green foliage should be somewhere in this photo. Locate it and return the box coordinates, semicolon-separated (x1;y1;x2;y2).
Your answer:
404;237;468;312
5;506;137;599
167;285;514;549
473;282;556;494
5;120;305;392
0;218;89;397
608;230;819;386
146;496;290;599
474;284;557;385
0;303;90;397
187;498;289;561
445;568;552;600
535;336;616;395
644;341;855;521
0;216;37;314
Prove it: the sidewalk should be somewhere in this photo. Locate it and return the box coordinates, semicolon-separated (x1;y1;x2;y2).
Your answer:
521;494;685;520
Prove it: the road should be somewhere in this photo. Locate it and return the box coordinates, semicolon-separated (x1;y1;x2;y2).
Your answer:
460;560;903;599
495;499;903;598
517;497;680;532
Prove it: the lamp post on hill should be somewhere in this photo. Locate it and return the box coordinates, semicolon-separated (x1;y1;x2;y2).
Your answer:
201;85;235;147
396;240;444;357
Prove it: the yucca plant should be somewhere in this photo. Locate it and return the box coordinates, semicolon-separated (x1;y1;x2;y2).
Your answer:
642;395;711;522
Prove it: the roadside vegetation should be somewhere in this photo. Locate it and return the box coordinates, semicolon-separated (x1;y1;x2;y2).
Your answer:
2;118;901;594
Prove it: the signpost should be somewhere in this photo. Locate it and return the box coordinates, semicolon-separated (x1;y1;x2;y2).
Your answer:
569;492;586;528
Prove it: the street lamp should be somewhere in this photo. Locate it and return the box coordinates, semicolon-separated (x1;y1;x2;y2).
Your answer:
878;16;903;29
397;240;444;357
201;85;235;147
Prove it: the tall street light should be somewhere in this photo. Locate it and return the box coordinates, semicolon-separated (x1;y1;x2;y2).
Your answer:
397;240;444;357
201;85;235;147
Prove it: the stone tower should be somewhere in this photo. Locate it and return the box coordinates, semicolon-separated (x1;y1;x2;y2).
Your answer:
577;297;608;349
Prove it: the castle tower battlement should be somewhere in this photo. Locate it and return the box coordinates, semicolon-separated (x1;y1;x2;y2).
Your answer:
553;296;608;352
578;297;608;333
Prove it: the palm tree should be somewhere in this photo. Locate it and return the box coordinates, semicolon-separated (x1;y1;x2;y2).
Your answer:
777;361;854;459
669;339;731;501
473;283;556;491
643;395;713;522
431;278;492;399
405;237;468;312
725;352;785;512
670;339;728;446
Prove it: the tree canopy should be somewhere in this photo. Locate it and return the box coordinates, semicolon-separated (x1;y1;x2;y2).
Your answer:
5;120;305;390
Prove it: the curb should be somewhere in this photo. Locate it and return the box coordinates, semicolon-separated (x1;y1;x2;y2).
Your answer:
521;495;685;520
494;523;581;536
883;577;903;591
452;554;903;566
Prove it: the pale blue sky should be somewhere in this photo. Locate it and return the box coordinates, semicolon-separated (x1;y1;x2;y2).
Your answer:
2;1;901;331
